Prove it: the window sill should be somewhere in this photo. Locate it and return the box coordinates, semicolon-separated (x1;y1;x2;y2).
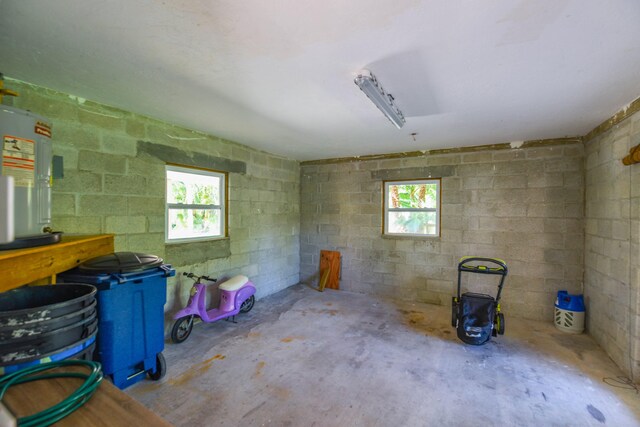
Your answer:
165;236;229;245
382;234;441;240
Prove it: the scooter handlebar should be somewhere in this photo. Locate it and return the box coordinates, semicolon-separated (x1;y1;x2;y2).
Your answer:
182;272;217;282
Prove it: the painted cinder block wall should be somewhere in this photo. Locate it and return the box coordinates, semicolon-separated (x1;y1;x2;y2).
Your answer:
584;109;640;382
300;143;585;321
6;77;640;381
4;79;300;321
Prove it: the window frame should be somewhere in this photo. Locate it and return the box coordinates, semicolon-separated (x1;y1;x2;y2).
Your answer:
165;164;228;244
382;178;441;237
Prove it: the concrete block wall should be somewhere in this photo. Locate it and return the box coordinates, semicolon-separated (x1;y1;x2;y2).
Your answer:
300;143;585;321
584;110;640;382
633;152;640;382
5;80;300;317
632;145;640;382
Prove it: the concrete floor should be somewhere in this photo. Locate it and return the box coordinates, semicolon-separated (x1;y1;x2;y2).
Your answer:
127;285;640;426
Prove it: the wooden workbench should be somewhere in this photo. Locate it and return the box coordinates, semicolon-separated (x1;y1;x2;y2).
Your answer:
3;368;172;426
0;234;173;426
0;234;114;292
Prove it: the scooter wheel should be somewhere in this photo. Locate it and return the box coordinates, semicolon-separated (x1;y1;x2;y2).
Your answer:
171;315;194;344
148;352;166;381
240;295;255;313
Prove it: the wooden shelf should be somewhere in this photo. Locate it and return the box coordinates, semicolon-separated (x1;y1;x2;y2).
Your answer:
0;234;114;292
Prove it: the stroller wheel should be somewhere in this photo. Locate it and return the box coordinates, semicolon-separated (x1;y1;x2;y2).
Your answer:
451;297;458;328
496;313;505;335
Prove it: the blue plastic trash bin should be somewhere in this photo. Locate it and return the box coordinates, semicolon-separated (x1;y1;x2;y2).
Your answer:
59;252;175;389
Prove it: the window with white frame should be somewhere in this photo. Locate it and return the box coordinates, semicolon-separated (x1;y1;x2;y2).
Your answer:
383;179;441;237
165;165;227;243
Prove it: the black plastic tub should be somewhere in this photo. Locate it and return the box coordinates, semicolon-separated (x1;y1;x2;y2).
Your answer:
0;330;98;374
0;300;96;341
73;342;96;362
0;317;98;364
0;284;96;328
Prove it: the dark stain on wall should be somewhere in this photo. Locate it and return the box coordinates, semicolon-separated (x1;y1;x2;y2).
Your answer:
371;166;456;180
137;140;246;174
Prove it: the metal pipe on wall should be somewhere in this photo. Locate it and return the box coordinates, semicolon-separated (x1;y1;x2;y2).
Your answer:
0;176;14;244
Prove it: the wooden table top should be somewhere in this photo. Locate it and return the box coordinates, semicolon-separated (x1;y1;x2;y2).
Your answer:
0;234;114;292
3;369;172;427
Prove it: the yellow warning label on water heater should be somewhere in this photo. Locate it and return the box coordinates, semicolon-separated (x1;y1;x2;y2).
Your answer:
35;121;51;138
2;135;35;187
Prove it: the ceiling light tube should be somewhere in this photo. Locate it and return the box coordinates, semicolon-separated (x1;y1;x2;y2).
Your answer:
354;69;405;129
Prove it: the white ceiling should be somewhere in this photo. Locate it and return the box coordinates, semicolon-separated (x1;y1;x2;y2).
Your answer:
1;1;640;161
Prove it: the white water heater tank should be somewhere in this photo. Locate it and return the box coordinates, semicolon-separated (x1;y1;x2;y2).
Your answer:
0;105;52;239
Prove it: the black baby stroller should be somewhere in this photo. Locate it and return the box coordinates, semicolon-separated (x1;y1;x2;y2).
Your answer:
451;256;508;345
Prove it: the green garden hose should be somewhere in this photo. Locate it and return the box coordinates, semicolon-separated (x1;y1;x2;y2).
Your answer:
0;360;103;427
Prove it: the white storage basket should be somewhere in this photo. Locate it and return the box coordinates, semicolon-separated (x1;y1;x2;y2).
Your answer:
554;306;584;334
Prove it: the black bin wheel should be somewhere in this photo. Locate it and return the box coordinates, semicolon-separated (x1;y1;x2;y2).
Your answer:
148;352;166;381
451;297;458;328
496;313;505;335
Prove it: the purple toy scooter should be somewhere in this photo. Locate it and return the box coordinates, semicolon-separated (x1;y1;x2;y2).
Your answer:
171;272;256;344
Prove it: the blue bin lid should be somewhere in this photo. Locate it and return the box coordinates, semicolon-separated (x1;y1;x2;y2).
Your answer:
78;252;164;274
60;264;174;289
555;290;585;312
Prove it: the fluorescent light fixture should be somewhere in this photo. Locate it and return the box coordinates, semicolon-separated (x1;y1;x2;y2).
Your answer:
354;69;405;129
